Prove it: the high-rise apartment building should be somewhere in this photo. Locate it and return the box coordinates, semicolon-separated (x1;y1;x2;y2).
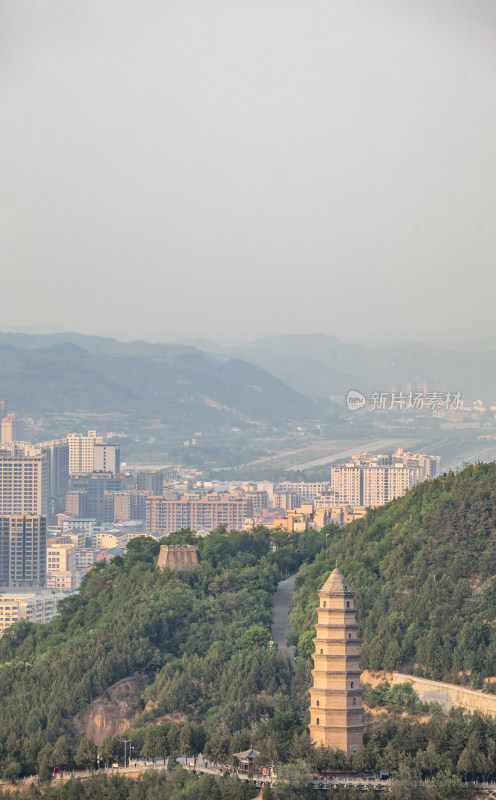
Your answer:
387;464;422;502
330;449;439;507
1;415;23;444
391;448;441;479
330;467;362;507
39;439;70;498
65;491;89;517
67;431;103;474
0;454;48;514
0;441;68;500
46;541;76;591
273;492;301;511
68;473;124;520
94;443;120;475
137;470;164;496
106;491;148;522
0;515;47;589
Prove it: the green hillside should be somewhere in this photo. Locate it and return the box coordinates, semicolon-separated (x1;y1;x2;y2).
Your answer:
0;528;326;781
290;462;496;686
5;468;496;794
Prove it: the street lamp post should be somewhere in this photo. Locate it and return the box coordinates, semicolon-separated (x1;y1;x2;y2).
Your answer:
119;738;132;768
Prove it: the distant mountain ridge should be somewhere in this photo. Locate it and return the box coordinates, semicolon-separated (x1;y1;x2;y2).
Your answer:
1;331;493;425
175;333;496;402
0;332;325;429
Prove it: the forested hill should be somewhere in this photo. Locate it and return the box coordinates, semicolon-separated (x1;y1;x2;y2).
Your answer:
290;461;496;686
0;528;326;782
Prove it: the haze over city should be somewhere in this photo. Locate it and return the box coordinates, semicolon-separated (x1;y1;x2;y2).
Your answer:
4;3;496;796
2;0;496;344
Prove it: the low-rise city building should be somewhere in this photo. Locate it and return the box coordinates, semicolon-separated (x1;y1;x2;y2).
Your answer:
0;590;65;636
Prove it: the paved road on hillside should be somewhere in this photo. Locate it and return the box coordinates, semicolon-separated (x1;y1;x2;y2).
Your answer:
271;573;297;660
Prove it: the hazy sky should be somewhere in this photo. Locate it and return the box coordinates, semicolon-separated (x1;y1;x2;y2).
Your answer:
2;1;496;344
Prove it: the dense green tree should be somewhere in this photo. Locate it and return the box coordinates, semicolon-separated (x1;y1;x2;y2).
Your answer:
141;727;168;764
51;736;73;772
36;743;53;782
2;760;22;782
74;738;97;770
98;736;121;768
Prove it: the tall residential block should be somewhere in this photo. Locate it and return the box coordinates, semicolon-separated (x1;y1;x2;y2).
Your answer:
1;415;23;444
0;515;47;589
68;473;124;521
330;467;363;507
330;448;440;507
107;491;148;522
0;454;48;514
309;568;363;753
39;439;70;498
46;541;76;591
137;470;163;495
0;441;68;500
67;430;103;474
93;443;120;475
65;491;89;517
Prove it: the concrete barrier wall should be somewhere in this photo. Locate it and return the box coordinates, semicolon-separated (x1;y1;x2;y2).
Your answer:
392;672;496;717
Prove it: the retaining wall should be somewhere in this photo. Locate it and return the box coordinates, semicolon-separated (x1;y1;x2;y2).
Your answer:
392;672;496;717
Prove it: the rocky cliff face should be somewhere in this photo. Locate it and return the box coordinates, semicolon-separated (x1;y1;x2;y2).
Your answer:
73;676;140;745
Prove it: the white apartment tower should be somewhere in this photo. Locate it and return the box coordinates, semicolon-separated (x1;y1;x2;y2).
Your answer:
1;415;23;444
67;431;103;474
330;449;440;508
0;455;48;515
93;443;120;475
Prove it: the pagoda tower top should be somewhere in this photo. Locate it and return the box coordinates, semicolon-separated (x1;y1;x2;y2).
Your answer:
319;568;353;596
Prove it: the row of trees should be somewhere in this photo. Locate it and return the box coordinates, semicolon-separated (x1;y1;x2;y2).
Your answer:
25;703;496;789
0;768;258;800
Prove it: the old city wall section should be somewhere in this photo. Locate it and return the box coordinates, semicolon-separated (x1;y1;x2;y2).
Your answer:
157;545;199;571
